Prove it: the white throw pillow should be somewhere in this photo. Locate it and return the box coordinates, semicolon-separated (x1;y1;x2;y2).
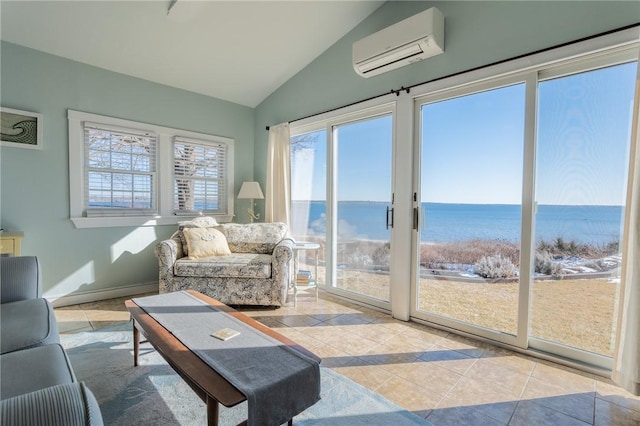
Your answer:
182;227;231;258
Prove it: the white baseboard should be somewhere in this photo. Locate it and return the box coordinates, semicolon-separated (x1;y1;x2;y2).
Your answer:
48;282;159;308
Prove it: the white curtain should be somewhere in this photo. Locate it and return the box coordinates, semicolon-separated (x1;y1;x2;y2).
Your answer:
612;54;640;396
265;122;291;226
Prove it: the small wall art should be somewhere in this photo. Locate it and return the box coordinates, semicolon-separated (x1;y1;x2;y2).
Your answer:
1;107;43;150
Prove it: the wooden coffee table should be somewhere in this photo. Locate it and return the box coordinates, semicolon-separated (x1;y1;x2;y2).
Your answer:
125;290;320;426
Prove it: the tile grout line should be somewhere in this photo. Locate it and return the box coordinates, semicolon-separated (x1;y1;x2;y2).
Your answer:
506;362;537;426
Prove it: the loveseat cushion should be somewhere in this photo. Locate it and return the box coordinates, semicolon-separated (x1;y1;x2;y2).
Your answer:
220;222;288;254
1;298;59;354
0;382;103;426
174;253;272;278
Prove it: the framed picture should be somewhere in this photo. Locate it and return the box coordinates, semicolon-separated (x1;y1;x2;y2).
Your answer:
1;107;43;150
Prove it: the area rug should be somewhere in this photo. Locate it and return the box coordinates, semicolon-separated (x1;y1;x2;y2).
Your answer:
62;322;432;425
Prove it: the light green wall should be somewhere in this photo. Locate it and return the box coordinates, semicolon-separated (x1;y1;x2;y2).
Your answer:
254;1;640;183
0;42;254;299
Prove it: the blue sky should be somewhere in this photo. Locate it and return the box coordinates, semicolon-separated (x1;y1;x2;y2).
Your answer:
292;61;637;206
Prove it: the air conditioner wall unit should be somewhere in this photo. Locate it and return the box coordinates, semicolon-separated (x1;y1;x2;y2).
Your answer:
353;7;444;78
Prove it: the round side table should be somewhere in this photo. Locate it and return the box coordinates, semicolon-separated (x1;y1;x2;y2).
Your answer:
292;241;320;306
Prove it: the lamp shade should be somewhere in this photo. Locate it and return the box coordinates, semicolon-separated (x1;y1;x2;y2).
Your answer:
237;181;264;199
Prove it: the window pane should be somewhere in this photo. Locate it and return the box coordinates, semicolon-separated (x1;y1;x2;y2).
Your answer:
291;130;327;285
133;192;152;209
133;175;151;192
335;115;392;301
112;191;133;208
84;125;156;213
111;152;131;170
531;62;637;356
417;83;526;335
173;139;226;213
88;171;111;190
88;149;111;168
131;153;150;171
86;134;111;151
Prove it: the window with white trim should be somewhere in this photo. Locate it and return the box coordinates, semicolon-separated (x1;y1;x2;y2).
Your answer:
84;123;157;216
173;137;228;215
68;110;235;228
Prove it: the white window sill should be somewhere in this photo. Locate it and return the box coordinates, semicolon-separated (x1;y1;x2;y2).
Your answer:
71;215;234;229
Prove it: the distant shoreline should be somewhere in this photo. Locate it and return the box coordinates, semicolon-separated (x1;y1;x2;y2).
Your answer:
292;201;623;245
293;200;625;208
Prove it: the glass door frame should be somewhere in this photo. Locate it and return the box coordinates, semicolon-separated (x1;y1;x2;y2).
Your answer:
409;72;536;350
288;27;638;371
290;97;398;311
406;33;638;369
527;50;639;370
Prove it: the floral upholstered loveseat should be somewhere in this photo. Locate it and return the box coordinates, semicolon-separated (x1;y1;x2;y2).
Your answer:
155;218;294;307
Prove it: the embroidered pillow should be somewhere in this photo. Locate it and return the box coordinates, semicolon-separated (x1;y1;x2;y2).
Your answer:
177;216;220;256
182;227;231;258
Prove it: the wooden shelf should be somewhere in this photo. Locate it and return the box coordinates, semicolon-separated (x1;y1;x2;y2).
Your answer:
0;231;23;256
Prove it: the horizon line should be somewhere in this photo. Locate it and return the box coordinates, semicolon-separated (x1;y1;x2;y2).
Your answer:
291;200;625;207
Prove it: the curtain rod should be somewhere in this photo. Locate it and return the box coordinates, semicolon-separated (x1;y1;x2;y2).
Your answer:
266;22;639;132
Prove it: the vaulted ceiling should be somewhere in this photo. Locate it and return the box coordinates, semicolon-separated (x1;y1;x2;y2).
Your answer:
1;1;383;107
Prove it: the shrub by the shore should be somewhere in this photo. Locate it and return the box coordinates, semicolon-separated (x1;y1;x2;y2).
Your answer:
474;254;519;278
295;234;620;276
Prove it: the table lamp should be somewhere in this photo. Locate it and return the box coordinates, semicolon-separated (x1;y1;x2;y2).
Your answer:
237;181;264;223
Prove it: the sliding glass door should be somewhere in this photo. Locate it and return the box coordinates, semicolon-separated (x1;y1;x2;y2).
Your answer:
414;80;526;341
290;106;395;306
334;115;393;302
530;61;637;359
411;52;638;363
290;33;638;368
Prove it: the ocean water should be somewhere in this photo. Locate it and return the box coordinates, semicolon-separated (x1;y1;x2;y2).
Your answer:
292;201;624;245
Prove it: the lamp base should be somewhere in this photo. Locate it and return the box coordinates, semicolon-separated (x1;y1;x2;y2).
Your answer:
247;208;260;223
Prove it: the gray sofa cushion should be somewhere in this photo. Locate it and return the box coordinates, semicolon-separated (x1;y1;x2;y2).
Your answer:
0;382;103;426
0;256;41;303
1;299;59;354
1;344;75;400
174;253;272;278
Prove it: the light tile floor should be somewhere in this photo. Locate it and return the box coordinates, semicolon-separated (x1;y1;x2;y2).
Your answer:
55;290;640;425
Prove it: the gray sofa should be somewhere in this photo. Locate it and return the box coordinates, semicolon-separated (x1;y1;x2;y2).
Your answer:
155;220;294;307
0;256;103;426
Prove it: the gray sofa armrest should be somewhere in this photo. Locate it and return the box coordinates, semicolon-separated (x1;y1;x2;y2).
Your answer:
0;382;103;426
1;256;41;304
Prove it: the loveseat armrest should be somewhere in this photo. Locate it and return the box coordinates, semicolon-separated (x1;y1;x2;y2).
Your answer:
273;238;295;297
155;235;184;294
273;238;295;263
0;382;103;426
154;235;183;269
1;256;42;304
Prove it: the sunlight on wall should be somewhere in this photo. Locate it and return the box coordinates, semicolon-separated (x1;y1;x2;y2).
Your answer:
110;226;158;262
46;261;96;298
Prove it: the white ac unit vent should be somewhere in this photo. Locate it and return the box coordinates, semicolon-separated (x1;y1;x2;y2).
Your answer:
353;7;444;78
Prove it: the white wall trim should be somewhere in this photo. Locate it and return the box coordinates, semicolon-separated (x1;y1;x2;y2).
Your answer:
48;281;158;307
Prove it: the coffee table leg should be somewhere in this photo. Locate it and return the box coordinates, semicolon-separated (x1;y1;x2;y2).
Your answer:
132;321;139;367
206;396;219;426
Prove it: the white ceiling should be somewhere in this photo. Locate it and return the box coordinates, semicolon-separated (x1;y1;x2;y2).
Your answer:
0;1;383;107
